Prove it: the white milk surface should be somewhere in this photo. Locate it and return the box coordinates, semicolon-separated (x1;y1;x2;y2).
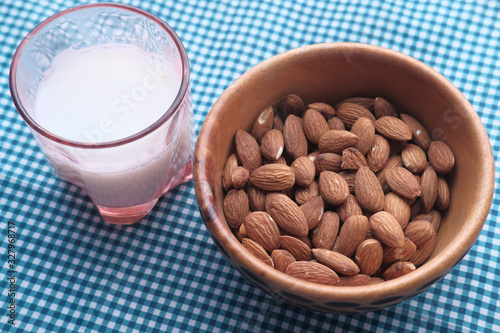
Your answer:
35;44;179;143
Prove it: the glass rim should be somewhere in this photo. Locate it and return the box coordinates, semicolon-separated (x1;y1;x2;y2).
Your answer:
9;2;190;149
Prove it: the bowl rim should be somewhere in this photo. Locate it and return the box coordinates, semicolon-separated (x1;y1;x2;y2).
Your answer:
194;42;495;303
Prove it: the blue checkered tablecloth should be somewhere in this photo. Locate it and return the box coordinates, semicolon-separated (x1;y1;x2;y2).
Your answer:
1;0;499;332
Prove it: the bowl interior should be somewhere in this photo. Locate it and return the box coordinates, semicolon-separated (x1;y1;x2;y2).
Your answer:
194;43;494;311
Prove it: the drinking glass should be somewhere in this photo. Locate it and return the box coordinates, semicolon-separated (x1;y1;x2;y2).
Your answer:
10;3;194;224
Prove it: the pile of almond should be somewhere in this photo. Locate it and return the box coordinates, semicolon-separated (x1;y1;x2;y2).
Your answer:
222;94;454;286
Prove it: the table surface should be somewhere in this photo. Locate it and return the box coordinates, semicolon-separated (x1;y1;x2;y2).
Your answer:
1;0;499;332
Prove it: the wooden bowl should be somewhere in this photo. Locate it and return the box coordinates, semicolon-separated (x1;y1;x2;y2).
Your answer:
193;43;494;313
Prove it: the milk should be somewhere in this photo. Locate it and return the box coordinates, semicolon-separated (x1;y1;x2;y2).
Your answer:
35;44;179;143
33;44;193;209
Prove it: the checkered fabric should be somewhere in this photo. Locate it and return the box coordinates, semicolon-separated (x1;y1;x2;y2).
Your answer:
1;0;499;332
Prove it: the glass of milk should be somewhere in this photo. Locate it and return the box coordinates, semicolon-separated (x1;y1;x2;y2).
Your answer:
10;4;194;224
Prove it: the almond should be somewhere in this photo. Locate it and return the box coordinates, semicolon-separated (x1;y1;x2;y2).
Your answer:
427;141;455;174
341;147;367;170
338;170;357;194
251;106;274;142
272;155;288;165
235;223;247;241
409;198;423;220
374;116;412;141
223;189;249;228
271;249;296;273
279;94;304;117
299;196;324;230
414;174;422;190
318;130;359;154
386;167;421;200
350;117;375;155
369;211;405;248
294;181;319;206
355;166;385;212
231;166;249;189
294;234;312;248
404;220;435;247
336;102;376;128
365;227;377;240
282;183;295;199
242;238;274;267
367;277;385;285
291;156;315;186
312;249;360;276
328;116;346;130
337;274;371;286
401;143;427;174
400;113;431;150
235;129;262;172
382;237;417;266
366;134;390;172
318;171;350;205
436;176;450;210
384;192;411;229
250;164;295;191
335;194;363;223
244;211;280;251
333;215;370;257
311;211;340;249
377;155;403;191
302;108;330;145
308;102;336;119
222;153;238;191
382;261;415;280
260;129;284;161
420;166;438;213
413;210;442;233
314;153;343;174
286;261;339;285
389;139;406;156
373;97;399;118
247;183;266;212
283;114;308;160
409;233;437;267
281;182;296;196
355;239;383;276
307;150;320;162
279;235;313;261
265;193;308;237
273;113;284;131
335;97;375;111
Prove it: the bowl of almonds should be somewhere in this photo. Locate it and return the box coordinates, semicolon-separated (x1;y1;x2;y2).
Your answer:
193;43;494;313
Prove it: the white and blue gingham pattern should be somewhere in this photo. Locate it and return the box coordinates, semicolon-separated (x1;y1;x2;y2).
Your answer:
1;1;499;332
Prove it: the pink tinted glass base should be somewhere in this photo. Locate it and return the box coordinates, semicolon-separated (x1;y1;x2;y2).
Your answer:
96;159;193;224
